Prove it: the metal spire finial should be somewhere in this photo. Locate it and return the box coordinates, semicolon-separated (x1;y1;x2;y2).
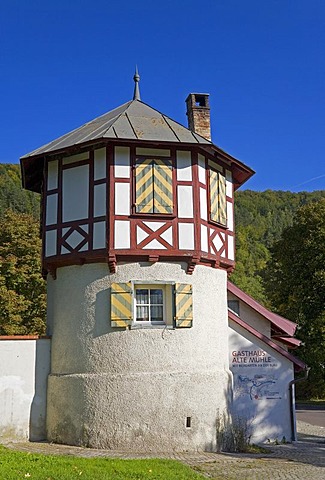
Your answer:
133;66;141;101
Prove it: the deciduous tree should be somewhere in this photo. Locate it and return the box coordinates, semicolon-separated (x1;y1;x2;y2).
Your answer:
264;199;325;398
0;210;46;335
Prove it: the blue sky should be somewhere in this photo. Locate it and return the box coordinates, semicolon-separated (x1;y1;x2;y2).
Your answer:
1;0;324;192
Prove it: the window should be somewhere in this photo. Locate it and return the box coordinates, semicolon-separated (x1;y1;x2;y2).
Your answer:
209;167;227;226
228;299;240;316
110;282;192;328
135;158;173;214
134;286;165;325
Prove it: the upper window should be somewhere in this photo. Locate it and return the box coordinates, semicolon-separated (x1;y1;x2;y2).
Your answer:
209;167;227;226
135;158;173;214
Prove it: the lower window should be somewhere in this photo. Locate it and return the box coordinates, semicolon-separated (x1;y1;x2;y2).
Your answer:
110;281;193;328
135;286;165;324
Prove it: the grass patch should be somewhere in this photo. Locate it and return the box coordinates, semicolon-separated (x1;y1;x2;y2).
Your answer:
0;446;205;480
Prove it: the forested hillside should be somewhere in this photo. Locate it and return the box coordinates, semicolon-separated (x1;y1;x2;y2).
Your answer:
232;189;325;304
0;164;40;219
0;163;324;396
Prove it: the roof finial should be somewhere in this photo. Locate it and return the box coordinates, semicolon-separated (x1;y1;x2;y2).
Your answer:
133;66;141;101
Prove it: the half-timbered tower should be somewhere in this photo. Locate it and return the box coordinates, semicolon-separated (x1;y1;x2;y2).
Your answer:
21;73;254;451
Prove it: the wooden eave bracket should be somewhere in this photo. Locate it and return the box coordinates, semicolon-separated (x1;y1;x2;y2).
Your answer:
47;266;57;280
108;254;117;274
186;255;200;275
148;254;159;263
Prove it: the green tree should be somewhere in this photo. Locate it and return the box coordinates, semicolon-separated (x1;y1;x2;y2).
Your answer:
0;163;40;219
264;199;325;398
0;210;46;335
231;189;325;303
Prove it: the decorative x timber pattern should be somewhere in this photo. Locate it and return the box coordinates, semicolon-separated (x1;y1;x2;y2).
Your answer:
136;221;173;249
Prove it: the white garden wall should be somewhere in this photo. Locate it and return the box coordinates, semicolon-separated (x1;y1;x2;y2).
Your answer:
0;338;51;443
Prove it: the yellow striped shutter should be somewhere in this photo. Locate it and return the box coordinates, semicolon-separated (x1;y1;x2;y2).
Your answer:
175;283;193;328
209;169;219;223
218;173;227;226
153;159;173;214
135;158;154;213
111;282;133;327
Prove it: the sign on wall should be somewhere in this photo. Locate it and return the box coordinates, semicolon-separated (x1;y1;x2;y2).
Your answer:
230;348;282;401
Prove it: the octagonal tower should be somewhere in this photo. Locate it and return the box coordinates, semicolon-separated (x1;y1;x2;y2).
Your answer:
21;75;253;451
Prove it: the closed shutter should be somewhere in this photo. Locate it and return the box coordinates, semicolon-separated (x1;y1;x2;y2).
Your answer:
175;283;193;328
218;173;227;225
135;158;154;213
153;158;173;214
209;169;219;223
209;169;227;225
111;282;133;327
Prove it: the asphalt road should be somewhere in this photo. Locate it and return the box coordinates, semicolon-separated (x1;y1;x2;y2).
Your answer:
296;405;325;427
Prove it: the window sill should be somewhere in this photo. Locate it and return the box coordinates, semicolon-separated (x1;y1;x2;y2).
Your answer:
130;324;175;330
130;213;176;220
208;218;228;229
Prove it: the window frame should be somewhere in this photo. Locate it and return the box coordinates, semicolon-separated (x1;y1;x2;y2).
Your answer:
134;284;166;326
131;281;175;329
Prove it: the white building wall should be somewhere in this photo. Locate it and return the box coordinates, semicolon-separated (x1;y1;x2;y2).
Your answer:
0;339;51;442
229;321;294;443
46;262;231;451
228;293;270;337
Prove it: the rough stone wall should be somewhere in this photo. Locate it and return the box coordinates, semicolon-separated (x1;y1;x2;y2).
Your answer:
189;109;211;140
46;262;231;451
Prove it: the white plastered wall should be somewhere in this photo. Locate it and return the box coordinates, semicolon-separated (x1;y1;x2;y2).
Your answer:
229;320;294;443
0;339;50;442
228;293;270;337
46;262;231;451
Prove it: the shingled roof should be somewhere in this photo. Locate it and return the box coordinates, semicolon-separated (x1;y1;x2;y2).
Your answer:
21;99;211;160
21;90;255;193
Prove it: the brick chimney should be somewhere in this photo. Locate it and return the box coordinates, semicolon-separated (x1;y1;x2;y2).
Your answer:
186;93;211;141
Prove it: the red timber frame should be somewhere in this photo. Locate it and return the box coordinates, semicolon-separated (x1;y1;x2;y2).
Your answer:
41;140;237;278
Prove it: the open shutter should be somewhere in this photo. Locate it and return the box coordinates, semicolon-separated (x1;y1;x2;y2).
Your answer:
111;282;133;327
153;158;173;214
174;283;193;328
218;172;227;226
135;158;154;213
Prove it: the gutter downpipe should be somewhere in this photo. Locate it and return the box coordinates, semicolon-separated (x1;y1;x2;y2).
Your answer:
289;367;310;442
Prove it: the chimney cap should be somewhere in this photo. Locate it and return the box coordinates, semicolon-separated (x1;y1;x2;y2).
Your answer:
186;93;210;109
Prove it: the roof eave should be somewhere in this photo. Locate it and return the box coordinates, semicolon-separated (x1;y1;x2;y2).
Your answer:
227;280;297;336
229;310;306;372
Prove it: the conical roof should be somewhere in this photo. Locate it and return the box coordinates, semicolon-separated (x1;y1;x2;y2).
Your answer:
21;99;211;159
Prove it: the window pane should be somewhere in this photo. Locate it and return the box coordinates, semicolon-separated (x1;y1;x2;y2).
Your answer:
228;300;240;316
150;305;163;322
150;289;163;304
136;289;149;304
136;305;149;321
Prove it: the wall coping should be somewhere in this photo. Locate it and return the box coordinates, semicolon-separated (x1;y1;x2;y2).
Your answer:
0;335;51;340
